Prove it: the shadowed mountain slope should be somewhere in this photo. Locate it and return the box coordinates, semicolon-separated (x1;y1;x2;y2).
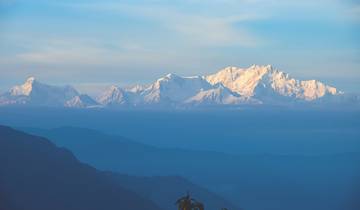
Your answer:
0;125;160;210
106;173;240;210
20;126;240;210
0;125;239;210
23;126;360;210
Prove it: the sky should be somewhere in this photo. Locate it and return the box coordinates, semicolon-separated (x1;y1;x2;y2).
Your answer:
0;0;359;94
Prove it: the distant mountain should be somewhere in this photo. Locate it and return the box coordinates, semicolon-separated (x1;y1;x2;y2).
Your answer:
0;125;160;210
205;65;338;101
1;65;357;108
97;85;128;106
0;77;98;108
64;94;99;108
140;74;213;105
97;65;346;107
185;83;260;106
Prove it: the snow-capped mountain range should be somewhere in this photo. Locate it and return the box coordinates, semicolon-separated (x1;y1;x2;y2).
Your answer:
0;65;356;109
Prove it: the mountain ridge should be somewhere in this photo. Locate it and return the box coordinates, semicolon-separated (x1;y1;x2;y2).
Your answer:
1;65;355;108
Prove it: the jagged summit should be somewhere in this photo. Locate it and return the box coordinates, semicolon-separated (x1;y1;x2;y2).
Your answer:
97;85;127;106
165;73;179;78
206;65;275;97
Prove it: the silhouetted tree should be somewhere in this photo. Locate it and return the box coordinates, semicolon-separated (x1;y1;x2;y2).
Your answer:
191;200;204;210
175;193;192;210
175;192;204;210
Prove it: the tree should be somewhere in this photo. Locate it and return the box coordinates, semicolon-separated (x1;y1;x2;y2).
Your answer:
191;200;204;210
175;192;204;210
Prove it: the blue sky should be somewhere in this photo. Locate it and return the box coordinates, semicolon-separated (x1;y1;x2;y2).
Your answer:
0;0;359;94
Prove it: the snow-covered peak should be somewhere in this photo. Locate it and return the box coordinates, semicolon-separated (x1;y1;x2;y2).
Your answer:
154;73;185;86
106;85;121;94
10;76;38;96
65;94;98;108
3;77;82;107
205;65;273;97
256;68;339;101
97;85;127;105
65;95;83;107
124;84;146;93
142;73;212;104
250;64;273;70
165;73;179;79
26;76;36;83
185;83;261;106
205;65;339;101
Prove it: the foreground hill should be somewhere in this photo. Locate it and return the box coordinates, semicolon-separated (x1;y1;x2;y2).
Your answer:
0;125;160;210
20;127;240;210
24;126;360;210
0;125;238;210
106;173;239;210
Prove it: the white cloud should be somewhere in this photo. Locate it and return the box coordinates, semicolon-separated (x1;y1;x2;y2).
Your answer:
161;13;261;47
11;37;206;68
65;2;264;47
347;4;360;22
62;0;357;48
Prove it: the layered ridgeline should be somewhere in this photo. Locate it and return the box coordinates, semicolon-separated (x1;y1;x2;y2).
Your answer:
1;65;356;108
0;125;239;210
0;125;160;210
